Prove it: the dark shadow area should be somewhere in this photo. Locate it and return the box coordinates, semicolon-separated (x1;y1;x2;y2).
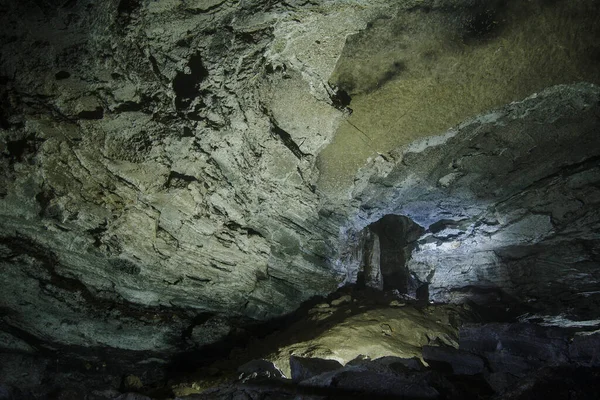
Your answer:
54;70;70;80
116;0;141;28
329;86;352;111
5;134;41;164
173;52;209;111
165;288;351;377
369;215;424;292
460;0;509;44
357;214;426;297
77;106;104;120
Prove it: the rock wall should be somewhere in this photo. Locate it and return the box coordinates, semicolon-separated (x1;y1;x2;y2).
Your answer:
340;83;600;324
0;0;599;367
1;0;351;357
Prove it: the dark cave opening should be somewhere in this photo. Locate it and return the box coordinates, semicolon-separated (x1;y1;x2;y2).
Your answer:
358;214;427;299
172;52;209;111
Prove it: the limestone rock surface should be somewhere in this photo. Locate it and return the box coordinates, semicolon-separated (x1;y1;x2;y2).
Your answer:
0;0;599;384
339;83;600;325
1;0;356;359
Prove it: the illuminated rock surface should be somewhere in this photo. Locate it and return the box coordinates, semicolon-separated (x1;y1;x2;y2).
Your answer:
0;0;599;398
341;82;600;324
170;293;600;399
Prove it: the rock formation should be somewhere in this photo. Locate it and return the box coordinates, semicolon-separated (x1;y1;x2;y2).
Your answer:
1;0;599;397
341;83;600;325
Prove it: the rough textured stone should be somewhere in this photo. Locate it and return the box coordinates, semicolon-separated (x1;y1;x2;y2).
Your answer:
339;83;600;324
0;0;352;363
289;356;343;382
569;330;600;367
169;299;468;395
319;0;600;193
484;371;519;394
459;323;570;376
237;359;285;381
266;305;463;378
172;302;600;399
499;366;600;400
422;345;485;375
0;0;599;396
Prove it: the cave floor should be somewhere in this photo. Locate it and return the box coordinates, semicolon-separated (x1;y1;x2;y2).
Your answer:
166;288;600;399
2;287;600;399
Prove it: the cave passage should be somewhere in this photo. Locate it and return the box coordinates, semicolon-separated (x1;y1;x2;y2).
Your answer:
358;214;425;297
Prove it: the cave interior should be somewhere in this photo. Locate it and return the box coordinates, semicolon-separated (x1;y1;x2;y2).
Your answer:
1;0;600;399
